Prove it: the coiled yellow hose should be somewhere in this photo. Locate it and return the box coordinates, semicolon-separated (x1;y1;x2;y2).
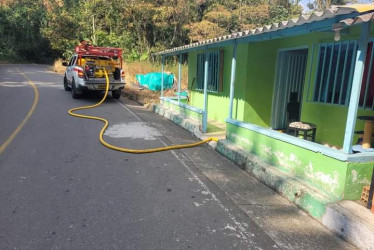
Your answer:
68;69;218;154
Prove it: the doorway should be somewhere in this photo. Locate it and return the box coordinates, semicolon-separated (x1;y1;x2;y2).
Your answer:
271;48;308;130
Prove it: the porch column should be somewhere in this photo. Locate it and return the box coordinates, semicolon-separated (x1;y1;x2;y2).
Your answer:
202;51;209;133
228;41;237;119
343;22;371;153
178;53;182;104
161;56;164;98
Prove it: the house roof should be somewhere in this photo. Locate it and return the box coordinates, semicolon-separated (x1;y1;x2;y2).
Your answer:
155;4;374;57
340;11;374;26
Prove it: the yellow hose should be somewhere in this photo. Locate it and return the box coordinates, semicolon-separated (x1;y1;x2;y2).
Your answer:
68;69;218;154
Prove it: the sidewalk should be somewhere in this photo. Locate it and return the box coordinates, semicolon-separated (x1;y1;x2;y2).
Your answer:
153;103;374;250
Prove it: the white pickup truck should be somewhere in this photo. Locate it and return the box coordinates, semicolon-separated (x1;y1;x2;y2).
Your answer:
62;42;125;99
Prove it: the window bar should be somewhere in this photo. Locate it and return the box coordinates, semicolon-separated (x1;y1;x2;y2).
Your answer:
297;54;304;98
339;42;350;104
345;41;358;106
292;54;297;92
291;54;297;93
312;44;322;102
299;54;307;101
306;44;315;102
332;42;342;104
318;44;328;102
209;53;212;91
213;52;216;92
289;54;295;93
214;52;218;91
362;42;374;109
295;54;301;94
324;43;335;103
212;52;215;91
285;53;292;98
283;54;292;126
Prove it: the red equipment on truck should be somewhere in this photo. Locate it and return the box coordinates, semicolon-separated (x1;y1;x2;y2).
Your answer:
62;41;125;99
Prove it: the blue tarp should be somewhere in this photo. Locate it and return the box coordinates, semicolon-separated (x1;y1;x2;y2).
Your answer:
136;72;174;91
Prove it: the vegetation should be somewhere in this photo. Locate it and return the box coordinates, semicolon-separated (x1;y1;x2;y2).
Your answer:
1;0;358;63
0;0;305;63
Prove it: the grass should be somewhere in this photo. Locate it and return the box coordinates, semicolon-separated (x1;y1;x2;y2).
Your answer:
51;58;66;74
51;59;189;104
123;61;188;89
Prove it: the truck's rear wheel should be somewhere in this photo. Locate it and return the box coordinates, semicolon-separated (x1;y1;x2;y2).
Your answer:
112;90;121;99
71;80;80;99
64;76;71;91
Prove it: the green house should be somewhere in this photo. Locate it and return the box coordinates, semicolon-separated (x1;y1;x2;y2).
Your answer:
155;5;374;219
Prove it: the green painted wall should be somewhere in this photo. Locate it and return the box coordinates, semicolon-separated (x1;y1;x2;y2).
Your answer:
226;122;373;200
163;100;202;122
346;162;374;200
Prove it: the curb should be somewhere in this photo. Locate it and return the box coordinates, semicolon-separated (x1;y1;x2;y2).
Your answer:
215;139;334;219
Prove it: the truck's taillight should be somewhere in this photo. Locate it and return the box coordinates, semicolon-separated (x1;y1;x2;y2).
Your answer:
74;68;84;78
121;70;125;78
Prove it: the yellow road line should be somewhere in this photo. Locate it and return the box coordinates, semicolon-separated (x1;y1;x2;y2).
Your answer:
0;70;39;154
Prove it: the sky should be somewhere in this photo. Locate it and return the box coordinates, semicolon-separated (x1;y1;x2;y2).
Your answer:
299;0;374;13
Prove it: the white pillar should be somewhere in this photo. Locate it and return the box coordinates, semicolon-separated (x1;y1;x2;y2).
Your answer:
228;42;237;120
343;22;371;153
202;51;209;133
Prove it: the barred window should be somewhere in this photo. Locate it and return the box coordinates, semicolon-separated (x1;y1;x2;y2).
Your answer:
312;41;374;109
196;51;223;92
313;41;357;105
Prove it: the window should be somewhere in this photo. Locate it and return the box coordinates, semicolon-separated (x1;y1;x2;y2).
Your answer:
196;50;223;92
313;41;357;105
312;41;374;109
68;56;77;66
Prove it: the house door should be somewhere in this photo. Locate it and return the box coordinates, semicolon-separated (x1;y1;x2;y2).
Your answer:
271;49;308;130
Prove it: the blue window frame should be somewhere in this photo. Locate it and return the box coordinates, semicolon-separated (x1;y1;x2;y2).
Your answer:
196;50;223;92
313;41;357;105
312;40;374;109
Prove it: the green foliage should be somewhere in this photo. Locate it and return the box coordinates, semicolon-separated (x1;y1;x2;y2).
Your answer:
1;0;302;62
0;0;56;62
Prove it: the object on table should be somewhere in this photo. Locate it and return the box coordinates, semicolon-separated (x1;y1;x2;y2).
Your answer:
287;122;317;142
357;116;374;149
287;92;300;123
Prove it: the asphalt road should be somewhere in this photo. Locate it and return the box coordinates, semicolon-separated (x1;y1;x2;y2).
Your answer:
0;64;353;250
